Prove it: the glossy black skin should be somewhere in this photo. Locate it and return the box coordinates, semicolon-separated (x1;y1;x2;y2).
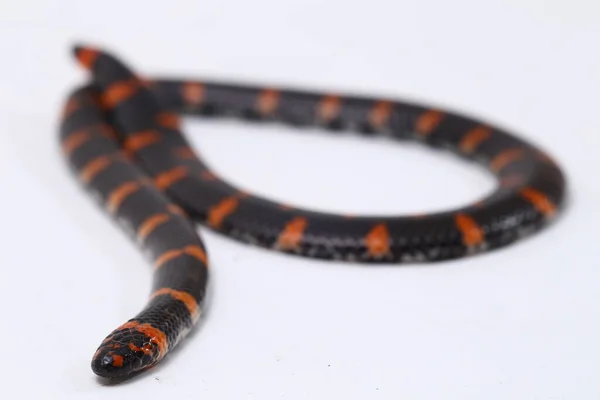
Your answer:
58;45;567;379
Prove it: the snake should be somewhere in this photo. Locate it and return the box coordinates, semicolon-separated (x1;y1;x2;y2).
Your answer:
58;44;567;380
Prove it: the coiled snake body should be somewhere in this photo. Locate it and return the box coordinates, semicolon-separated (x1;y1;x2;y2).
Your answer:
58;45;566;379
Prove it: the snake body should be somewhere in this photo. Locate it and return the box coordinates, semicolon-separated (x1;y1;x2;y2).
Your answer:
58;45;566;379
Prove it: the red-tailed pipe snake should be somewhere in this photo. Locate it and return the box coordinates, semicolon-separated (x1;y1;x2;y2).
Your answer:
58;44;567;379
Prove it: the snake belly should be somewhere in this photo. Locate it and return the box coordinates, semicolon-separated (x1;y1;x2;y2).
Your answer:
57;44;567;379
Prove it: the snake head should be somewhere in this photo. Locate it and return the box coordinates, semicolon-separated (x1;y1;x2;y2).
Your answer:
91;320;168;379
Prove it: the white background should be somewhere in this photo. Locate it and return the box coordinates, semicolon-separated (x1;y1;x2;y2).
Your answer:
0;1;599;398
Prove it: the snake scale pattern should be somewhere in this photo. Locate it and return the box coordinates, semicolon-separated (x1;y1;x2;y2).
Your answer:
58;44;567;379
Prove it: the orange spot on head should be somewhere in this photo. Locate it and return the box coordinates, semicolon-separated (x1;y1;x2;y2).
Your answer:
154;166;189;190
365;223;391;258
415;110;444;136
520;187;556;217
182;82;205;105
318;95;341;122
75;48;100;70
459;125;491;154
101;79;141;109
490;148;525;172
111;354;124;367
257;89;280;115
207;197;239;228
129;342;154;356
276;217;308;250
455;213;484;247
151;288;200;320
63;129;91;155
107;181;143;214
118;321;168;357
156;112;180;130
369;100;394;129
138;213;171;241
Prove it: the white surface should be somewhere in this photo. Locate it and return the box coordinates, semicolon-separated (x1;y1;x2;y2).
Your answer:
0;1;599;398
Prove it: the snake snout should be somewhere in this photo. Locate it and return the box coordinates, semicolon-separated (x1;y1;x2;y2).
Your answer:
90;323;164;379
91;343;145;379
